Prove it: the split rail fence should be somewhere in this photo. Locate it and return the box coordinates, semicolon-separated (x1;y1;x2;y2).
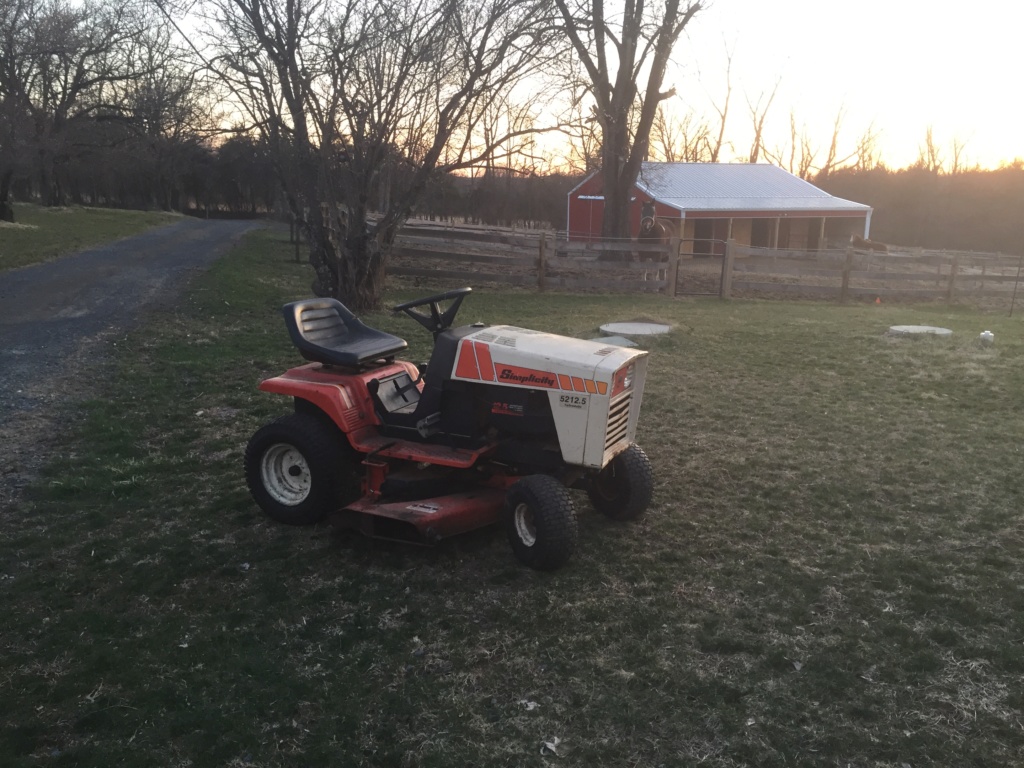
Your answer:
391;224;680;294
372;221;1024;306
726;242;1024;304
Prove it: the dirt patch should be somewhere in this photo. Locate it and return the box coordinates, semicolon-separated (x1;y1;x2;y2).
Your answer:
0;330;116;514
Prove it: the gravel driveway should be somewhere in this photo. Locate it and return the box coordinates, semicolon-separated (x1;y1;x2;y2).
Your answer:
0;217;262;511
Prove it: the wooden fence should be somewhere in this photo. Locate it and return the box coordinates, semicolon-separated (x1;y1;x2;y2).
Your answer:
382;221;1024;305
392;225;681;294
725;241;1024;304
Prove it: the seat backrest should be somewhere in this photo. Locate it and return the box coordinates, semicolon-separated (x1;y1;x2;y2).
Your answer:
282;298;408;367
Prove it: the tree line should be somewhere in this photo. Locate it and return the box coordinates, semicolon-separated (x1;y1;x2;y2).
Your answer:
818;163;1024;256
0;0;281;216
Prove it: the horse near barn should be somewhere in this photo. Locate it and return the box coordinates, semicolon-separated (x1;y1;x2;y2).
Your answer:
850;233;889;253
635;200;670;280
638;201;669;243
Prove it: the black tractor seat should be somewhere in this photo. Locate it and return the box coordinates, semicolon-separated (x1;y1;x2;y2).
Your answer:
282;298;408;367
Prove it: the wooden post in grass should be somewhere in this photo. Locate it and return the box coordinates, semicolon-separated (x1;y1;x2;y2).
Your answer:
946;254;959;304
840;246;854;303
665;237;681;297
537;232;547;292
720;239;736;298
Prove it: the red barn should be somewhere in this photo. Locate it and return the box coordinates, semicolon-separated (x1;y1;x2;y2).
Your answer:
567;162;873;253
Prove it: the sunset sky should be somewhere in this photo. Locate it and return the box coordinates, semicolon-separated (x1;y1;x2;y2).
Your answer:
666;0;1023;170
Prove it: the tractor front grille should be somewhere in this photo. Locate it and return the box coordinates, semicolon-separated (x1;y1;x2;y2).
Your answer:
605;391;633;449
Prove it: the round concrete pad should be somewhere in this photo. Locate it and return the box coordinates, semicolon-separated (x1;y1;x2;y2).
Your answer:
600;322;671;336
888;325;953;337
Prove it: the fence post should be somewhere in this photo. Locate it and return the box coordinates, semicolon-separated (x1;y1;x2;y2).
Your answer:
840;246;854;303
720;239;736;298
665;237;680;297
946;255;959;304
537;232;547;292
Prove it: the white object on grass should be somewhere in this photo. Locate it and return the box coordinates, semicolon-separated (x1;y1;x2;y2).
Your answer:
888;325;953;337
600;321;671;336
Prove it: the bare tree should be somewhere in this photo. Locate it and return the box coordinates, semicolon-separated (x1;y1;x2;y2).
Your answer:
561;78;603;173
853;121;881;171
185;0;560;309
0;0;153;206
706;42;732;163
554;0;703;237
917;126;943;173
762;109;814;179
97;24;217;210
949;135;969;175
746;78;779;164
650;104;710;163
763;105;856;181
816;105;855;179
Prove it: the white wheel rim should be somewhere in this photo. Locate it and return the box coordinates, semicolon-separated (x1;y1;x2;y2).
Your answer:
261;443;311;505
514;502;537;547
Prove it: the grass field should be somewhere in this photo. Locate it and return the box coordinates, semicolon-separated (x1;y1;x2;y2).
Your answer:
0;204;180;272
3;228;1024;767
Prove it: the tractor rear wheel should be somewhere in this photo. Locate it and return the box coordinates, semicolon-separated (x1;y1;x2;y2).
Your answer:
244;412;359;525
587;443;653;521
504;475;578;570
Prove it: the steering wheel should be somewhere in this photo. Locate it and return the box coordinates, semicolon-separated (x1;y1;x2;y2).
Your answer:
392;287;472;338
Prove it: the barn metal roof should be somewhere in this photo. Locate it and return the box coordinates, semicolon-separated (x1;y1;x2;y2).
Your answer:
634;162;871;214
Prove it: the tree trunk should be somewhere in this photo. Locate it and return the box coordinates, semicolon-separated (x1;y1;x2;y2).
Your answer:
0;169;14;222
600;115;637;242
600;121;625;239
39;149;55;206
305;209;390;313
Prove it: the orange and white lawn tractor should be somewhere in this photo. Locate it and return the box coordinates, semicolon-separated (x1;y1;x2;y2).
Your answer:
244;288;653;570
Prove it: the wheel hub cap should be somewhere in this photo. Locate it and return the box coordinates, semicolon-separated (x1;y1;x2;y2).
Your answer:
261;443;311;505
514;502;537;547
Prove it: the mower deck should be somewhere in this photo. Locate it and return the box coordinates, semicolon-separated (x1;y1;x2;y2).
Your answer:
329;487;506;544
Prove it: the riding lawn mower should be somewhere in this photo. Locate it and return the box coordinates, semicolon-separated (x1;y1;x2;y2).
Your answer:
244;288;654;570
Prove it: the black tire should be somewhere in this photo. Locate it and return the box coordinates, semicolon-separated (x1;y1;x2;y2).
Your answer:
244;412;359;525
587;443;654;521
503;475;578;571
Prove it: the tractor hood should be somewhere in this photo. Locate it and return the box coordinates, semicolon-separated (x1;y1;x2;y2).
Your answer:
451;324;649;468
452;325;646;393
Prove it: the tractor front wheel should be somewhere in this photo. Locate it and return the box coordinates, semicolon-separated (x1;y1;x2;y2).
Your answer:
244;412;359;525
504;475;578;571
587;443;654;521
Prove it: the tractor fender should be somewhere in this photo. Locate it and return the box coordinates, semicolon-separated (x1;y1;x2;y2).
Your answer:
258;362;418;434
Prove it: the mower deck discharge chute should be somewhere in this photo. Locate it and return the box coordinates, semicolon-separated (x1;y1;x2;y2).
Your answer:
244;287;654;570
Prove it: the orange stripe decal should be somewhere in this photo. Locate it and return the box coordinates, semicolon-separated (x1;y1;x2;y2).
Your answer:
473;342;495;381
584;380;597;394
558;374;573;390
597;381;608;395
572;377;586;392
455;341;480;379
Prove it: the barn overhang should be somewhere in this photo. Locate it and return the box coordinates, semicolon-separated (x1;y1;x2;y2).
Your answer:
677;209;870;219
